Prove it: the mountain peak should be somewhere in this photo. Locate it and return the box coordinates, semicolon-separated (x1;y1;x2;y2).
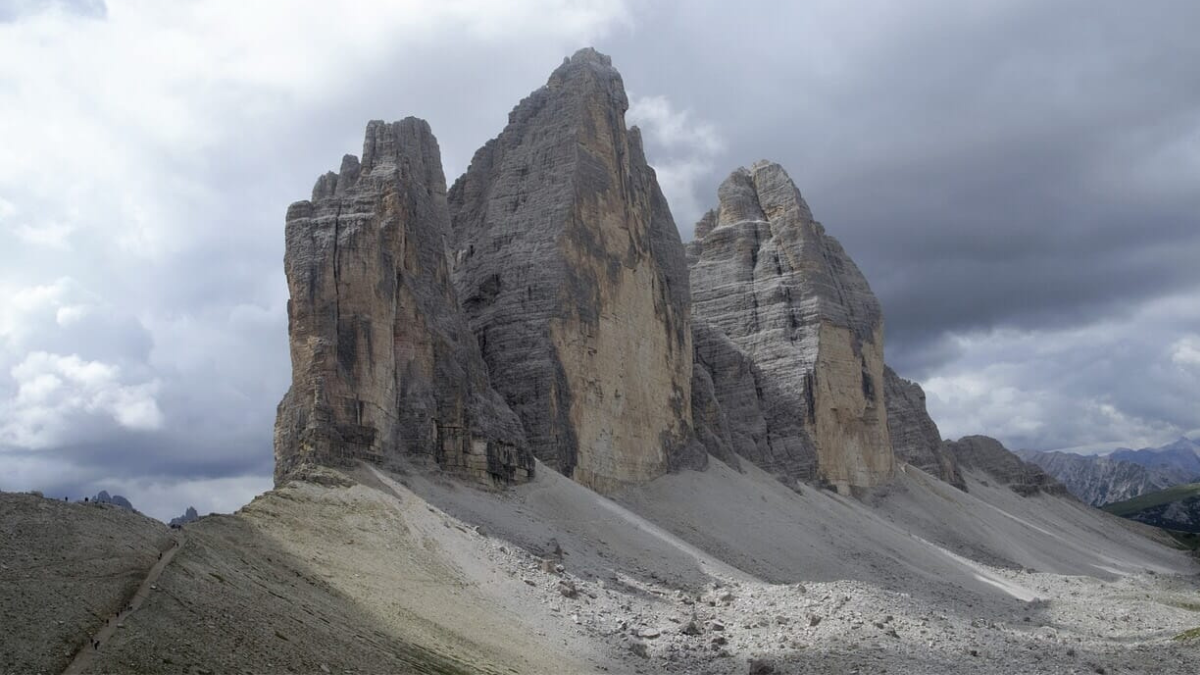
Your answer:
688;159;893;493
445;49;698;492
564;46;612;67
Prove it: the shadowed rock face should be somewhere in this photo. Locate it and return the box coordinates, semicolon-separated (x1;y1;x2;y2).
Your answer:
448;48;701;493
884;366;966;490
274;117;533;487
688;162;894;493
946;435;1067;497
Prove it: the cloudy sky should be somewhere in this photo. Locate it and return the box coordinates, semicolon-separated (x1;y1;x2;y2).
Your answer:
2;0;1197;520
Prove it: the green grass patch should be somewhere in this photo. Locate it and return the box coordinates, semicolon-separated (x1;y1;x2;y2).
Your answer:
1102;483;1200;517
1166;530;1200;551
1173;627;1200;642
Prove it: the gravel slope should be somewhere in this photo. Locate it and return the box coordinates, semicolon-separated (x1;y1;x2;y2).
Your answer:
3;458;1198;674
0;493;175;674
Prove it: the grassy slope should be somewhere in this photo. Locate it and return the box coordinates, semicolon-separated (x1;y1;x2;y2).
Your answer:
1102;482;1200;517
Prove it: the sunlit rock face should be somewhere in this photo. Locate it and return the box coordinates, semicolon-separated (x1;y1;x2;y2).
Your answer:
688;161;894;493
275;118;533;487
448;49;702;493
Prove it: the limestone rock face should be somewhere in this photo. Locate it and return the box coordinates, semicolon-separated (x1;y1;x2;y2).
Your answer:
690;322;774;474
274;118;533;487
688;162;894;492
945;436;1067;497
883;366;965;490
448;49;699;493
689;333;742;471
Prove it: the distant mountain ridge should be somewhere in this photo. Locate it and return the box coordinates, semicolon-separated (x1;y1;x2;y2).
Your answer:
90;490;135;511
1103;482;1200;534
1110;437;1200;476
1018;437;1200;507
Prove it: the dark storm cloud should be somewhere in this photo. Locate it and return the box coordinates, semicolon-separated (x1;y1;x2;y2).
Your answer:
2;1;1197;519
604;1;1200;380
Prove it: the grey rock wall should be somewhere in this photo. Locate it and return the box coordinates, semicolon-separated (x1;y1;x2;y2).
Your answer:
688;161;894;493
274;118;533;487
884;366;965;490
448;48;701;493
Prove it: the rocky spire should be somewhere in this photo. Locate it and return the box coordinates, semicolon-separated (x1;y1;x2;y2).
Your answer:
883;366;966;489
688;161;894;493
274;117;533;486
448;48;702;493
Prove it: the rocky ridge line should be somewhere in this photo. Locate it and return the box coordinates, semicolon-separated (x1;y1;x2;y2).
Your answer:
946;436;1067;496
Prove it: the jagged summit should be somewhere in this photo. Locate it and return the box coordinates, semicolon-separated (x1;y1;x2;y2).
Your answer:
564;46;613;66
545;48;623;100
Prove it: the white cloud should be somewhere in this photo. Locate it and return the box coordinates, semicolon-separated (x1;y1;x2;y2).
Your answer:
1;351;162;449
629;94;723;154
628;93;725;232
10;220;75;249
917;298;1200;452
0;0;1189;519
99;474;275;522
1171;336;1200;368
0;277;90;346
0;0;633;518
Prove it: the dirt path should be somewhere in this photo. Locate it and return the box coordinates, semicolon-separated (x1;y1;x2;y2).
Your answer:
62;536;184;675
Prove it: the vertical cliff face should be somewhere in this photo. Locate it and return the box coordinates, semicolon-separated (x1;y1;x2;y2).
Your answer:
274;118;533;486
447;49;699;493
884;366;966;490
688;162;894;493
